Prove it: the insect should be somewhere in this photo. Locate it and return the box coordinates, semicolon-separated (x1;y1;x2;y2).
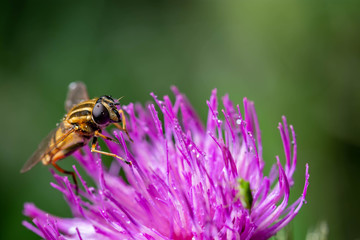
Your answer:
21;82;132;192
236;178;253;212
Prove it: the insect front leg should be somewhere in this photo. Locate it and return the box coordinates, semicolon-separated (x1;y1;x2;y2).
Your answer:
91;137;132;165
113;109;133;142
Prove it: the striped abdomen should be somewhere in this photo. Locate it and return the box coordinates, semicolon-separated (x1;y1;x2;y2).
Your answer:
41;121;90;165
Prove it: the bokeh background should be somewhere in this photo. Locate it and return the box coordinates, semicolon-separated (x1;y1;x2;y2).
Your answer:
1;1;359;239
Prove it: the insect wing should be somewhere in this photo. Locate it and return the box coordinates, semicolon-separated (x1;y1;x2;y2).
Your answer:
20;124;74;173
65;82;89;112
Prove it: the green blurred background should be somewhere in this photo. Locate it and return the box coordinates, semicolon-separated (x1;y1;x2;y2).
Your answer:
1;1;359;239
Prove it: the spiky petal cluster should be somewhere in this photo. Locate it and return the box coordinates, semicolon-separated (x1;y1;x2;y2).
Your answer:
23;88;309;240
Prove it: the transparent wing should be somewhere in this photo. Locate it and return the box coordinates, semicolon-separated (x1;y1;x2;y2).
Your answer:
65;82;89;112
20;124;75;173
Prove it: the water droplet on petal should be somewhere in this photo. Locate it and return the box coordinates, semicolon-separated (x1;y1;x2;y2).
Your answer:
236;119;242;125
89;187;96;194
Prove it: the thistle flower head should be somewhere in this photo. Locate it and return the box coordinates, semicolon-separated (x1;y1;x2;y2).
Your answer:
23;87;309;240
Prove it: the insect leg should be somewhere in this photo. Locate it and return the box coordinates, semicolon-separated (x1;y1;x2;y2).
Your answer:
94;131;120;144
113;109;133;142
91;137;132;165
52;162;79;194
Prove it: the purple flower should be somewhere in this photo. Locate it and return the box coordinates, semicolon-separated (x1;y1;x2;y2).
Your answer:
23;87;309;240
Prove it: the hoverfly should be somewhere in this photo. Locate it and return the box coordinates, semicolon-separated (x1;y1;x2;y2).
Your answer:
21;82;132;192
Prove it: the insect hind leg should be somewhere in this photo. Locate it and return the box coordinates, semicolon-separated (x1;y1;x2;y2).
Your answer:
52;162;79;194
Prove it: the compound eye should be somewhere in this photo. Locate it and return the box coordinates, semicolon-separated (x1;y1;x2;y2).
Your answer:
92;102;110;125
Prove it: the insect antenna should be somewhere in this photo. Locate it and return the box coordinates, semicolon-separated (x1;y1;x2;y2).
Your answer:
114;96;124;105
